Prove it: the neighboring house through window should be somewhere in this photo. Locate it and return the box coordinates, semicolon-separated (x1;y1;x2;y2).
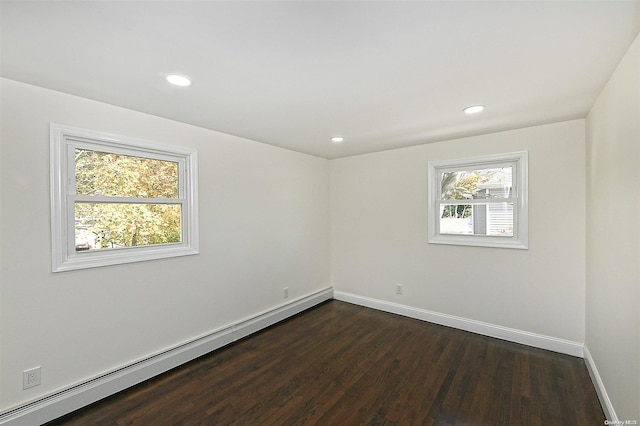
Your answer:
428;151;528;249
50;124;199;272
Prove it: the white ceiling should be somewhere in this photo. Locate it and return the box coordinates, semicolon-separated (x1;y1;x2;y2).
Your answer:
2;1;639;159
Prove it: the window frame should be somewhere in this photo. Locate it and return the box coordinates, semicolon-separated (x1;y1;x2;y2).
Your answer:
427;151;528;249
50;123;199;272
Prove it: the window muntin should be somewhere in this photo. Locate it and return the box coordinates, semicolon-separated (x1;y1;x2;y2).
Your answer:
428;152;527;249
51;124;199;271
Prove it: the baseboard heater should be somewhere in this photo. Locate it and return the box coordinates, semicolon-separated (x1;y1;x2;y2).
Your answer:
0;288;334;426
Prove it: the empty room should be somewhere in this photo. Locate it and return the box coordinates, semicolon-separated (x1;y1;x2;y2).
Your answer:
1;1;638;425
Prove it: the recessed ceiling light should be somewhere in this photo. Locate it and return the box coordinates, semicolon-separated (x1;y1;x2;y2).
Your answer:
330;136;345;143
463;105;485;114
166;74;191;87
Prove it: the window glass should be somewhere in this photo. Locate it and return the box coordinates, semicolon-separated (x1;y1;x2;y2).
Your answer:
439;203;514;237
440;167;512;200
74;203;182;251
75;149;179;198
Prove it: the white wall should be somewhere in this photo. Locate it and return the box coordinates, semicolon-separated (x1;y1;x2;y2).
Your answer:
331;120;586;343
586;33;640;421
0;78;330;412
3;38;638;417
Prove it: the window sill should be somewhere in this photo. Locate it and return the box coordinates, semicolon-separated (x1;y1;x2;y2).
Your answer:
428;234;528;249
53;245;199;272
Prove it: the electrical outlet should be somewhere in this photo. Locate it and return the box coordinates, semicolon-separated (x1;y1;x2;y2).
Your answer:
283;287;289;298
23;367;41;389
396;284;403;295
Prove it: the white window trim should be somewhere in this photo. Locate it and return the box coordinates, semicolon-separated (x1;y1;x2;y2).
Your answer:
50;123;199;272
427;151;528;249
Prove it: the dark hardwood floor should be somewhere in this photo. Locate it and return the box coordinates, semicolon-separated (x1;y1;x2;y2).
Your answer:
47;300;604;425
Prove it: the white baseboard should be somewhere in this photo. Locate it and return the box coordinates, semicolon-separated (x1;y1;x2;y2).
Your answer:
334;291;584;358
583;346;617;421
1;288;598;425
0;287;333;426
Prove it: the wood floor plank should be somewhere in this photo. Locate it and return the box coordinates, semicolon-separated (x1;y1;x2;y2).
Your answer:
47;300;605;425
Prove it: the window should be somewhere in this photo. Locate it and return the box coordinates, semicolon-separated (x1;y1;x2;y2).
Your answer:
50;124;199;272
428;151;528;249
